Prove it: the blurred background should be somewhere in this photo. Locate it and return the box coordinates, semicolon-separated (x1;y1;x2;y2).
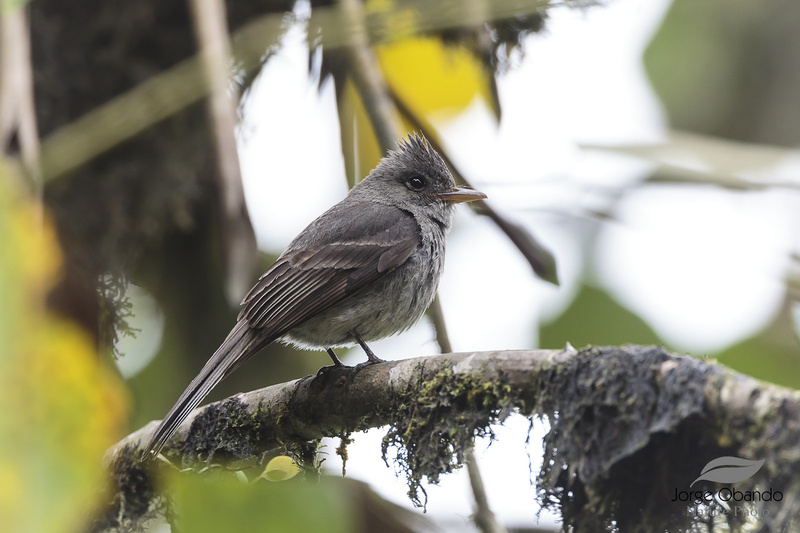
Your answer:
2;0;800;531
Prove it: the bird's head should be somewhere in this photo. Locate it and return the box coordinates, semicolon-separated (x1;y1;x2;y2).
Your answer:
352;133;486;222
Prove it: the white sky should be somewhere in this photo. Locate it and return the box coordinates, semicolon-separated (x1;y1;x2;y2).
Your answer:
118;0;800;529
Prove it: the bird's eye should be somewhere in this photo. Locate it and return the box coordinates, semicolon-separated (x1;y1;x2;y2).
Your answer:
406;176;426;191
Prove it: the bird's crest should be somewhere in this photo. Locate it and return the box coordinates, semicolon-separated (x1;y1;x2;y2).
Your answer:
389;132;449;177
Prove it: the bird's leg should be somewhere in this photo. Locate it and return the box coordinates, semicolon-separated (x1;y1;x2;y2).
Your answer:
315;348;349;378
326;348;345;366
351;330;386;365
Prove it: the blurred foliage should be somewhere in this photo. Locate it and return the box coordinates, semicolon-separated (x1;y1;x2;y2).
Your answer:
166;470;427;533
261;455;300;481
639;0;800;390
314;0;547;180
169;472;354;533
338;34;500;183
0;172;128;533
584;130;800;191
540;284;663;348
645;0;800;147
589;134;800;388
716;299;800;389
379;36;498;118
540;284;800;388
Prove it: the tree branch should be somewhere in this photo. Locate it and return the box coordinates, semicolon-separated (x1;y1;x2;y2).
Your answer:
104;345;800;531
189;0;257;304
0;3;42;197
466;446;507;533
337;0;402;153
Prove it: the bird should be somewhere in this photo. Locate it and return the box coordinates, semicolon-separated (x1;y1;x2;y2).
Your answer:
141;133;486;460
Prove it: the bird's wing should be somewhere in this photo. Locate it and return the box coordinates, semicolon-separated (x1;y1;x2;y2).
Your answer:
142;203;420;460
238;203;421;335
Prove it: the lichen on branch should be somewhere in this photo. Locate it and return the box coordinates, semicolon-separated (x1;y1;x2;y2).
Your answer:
103;346;800;532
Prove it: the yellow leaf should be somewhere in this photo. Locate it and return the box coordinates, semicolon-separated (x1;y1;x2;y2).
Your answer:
0;172;129;533
337;35;495;184
261;455;300;482
339;78;384;186
377;36;494;119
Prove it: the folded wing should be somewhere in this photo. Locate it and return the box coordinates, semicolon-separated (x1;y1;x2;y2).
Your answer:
142;203;420;459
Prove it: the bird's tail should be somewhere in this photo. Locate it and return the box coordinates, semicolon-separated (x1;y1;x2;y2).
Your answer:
141;320;261;460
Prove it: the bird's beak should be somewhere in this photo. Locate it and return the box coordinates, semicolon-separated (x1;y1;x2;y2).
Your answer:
431;188;487;204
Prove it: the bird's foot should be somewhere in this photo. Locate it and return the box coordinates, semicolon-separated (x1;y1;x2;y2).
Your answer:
315;363;351;379
350;330;387;375
356;354;386;368
350;330;387;367
353;351;387;376
316;348;351;378
352;359;381;373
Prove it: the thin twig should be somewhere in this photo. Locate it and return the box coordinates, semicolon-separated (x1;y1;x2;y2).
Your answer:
337;0;401;152
466;447;508;533
0;4;42;200
429;294;453;353
189;0;257;303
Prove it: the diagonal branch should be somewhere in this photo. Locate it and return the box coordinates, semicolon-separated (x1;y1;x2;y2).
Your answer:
0;4;42;196
466;446;507;533
337;0;402;153
189;0;257;304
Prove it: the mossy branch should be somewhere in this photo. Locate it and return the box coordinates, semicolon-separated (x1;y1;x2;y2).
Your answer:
104;345;800;532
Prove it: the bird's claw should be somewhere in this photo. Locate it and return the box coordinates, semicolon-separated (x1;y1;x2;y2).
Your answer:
352;357;386;375
315;362;351;379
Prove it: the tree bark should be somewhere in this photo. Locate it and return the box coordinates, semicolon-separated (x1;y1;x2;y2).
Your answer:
102;345;800;532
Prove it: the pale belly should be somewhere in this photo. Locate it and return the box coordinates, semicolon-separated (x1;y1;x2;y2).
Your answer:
278;244;443;349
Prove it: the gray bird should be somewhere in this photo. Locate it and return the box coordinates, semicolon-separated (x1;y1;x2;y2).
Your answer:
142;133;486;459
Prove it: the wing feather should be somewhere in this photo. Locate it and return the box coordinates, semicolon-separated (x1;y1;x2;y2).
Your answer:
239;203;420;337
143;202;422;460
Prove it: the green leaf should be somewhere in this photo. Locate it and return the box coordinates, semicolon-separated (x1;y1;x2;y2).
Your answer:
715;307;800;389
540;284;663;348
171;473;355;533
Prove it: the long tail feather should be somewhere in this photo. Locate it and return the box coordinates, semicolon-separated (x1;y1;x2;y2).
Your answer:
141;320;264;460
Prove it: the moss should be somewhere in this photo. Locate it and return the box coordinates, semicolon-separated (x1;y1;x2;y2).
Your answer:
178;397;321;477
97;273;137;359
535;346;734;532
381;361;517;508
377;346;780;529
134;346;797;531
334;433;353;476
92;444;166;532
280;439;322;480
